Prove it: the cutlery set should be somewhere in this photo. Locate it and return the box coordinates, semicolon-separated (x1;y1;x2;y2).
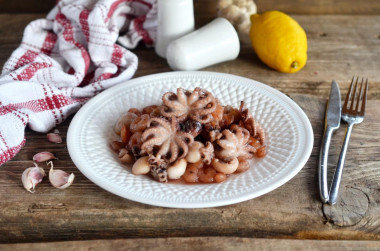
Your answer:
319;77;368;204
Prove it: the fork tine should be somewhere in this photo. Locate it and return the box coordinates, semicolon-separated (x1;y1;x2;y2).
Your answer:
349;76;359;111
355;77;364;114
360;78;368;115
344;77;355;110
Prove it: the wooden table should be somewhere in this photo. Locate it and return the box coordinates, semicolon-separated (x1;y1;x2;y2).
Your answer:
1;0;380;249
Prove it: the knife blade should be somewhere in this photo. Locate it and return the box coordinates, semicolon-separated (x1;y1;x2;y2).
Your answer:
319;80;341;203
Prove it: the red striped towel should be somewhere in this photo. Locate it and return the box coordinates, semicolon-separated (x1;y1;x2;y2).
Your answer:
0;0;157;165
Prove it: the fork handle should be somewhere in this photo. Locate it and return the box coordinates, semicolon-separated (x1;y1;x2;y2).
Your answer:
319;126;335;203
328;123;354;205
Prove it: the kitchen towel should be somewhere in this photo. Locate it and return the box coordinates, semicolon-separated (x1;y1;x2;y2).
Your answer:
0;0;157;165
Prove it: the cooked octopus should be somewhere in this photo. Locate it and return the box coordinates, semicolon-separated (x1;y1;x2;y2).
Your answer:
130;114;150;133
161;87;217;124
150;165;168;183
215;124;257;161
239;101;265;144
141;117;194;164
180;119;202;138
200;141;214;165
112;87;268;183
114;111;137;134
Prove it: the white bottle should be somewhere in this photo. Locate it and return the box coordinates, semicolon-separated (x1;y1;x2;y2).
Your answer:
166;18;240;71
155;0;195;58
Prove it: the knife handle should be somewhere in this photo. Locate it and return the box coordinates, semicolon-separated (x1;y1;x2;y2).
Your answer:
328;123;354;205
319;126;334;203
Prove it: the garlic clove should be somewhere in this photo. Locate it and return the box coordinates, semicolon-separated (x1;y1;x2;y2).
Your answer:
47;133;62;143
33;152;57;162
48;162;75;189
22;163;46;193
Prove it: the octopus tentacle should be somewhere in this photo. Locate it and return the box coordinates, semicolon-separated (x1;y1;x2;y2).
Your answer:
162;92;176;103
147;117;171;131
194;100;217;114
160;87;218;124
176;88;188;105
156;139;170;159
141;137;163;151
161;92;187;119
215;125;257;161
256;126;265;144
189;113;213;124
239;101;266;145
174;137;187;158
187;88;200;104
176;131;194;145
168;140;179;163
141;116;194;165
192;100;211;110
200;141;214;165
217;140;236;151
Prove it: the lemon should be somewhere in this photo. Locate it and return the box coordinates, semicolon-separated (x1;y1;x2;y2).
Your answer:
249;11;307;73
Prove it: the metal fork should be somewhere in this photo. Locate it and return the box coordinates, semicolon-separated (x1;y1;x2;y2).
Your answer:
328;77;368;205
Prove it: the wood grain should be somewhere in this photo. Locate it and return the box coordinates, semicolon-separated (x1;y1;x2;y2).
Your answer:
0;96;379;243
1;0;380;14
135;15;380;98
1;9;380;246
1;237;380;251
2;14;380;94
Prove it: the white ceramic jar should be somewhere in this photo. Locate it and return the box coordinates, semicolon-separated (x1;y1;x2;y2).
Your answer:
166;18;240;71
155;0;195;58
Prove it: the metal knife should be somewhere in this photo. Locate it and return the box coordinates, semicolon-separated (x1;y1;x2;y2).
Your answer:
319;80;341;203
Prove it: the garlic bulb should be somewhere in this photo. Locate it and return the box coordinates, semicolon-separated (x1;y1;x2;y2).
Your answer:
48;162;75;189
22;163;46;193
217;0;257;43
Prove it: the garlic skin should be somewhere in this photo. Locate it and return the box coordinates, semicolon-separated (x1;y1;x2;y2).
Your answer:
22;163;46;193
33;152;57;162
48;162;75;189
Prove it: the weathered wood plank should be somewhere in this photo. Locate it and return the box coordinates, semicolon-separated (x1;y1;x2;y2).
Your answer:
197;0;380;17
0;97;379;243
1;237;380;251
1;14;380;96
1;13;380;243
136;15;380;99
1;0;380;14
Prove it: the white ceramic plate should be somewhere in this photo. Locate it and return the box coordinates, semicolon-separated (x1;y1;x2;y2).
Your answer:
67;71;313;208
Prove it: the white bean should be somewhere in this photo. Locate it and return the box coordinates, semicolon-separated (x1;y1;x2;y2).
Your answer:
167;158;187;180
132;156;150;175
